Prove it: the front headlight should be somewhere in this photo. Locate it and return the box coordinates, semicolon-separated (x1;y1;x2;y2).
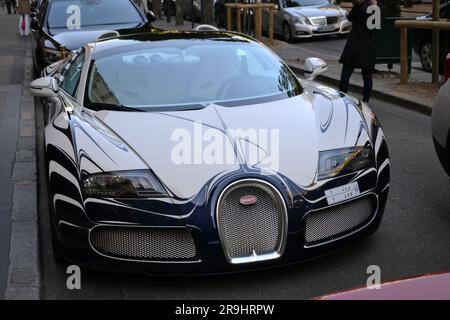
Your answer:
339;9;347;20
292;15;307;25
82;170;167;198
318;145;375;180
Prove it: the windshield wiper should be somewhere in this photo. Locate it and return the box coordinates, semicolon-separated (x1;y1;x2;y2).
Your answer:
89;103;143;112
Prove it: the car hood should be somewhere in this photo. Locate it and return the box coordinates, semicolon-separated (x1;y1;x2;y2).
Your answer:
285;5;341;17
49;23;145;50
93;89;371;199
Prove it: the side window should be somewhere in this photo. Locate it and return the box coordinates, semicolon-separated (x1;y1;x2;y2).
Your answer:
60;51;85;97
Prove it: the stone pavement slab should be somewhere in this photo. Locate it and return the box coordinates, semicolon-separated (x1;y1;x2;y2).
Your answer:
0;13;40;300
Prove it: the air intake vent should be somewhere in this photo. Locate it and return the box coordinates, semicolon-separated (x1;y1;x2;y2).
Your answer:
305;196;375;245
90;226;197;261
216;179;287;264
326;16;339;24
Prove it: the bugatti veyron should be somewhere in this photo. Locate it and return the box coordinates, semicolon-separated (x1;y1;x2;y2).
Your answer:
30;30;390;274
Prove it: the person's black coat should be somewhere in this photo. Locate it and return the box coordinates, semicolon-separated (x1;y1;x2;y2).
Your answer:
339;2;377;70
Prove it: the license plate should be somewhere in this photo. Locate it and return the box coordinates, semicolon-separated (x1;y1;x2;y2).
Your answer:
324;182;360;205
318;25;335;32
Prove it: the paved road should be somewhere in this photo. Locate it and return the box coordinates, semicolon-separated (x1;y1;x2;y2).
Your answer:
37;88;450;299
290;35;347;60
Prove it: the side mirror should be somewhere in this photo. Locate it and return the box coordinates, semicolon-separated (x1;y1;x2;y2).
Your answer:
146;10;156;23
304;57;328;80
29;77;59;98
30;18;39;32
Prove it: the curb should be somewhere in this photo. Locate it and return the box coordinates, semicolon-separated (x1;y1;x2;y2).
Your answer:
288;64;433;116
4;43;41;300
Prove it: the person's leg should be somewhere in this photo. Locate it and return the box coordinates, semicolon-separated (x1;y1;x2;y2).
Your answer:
19;14;23;36
339;64;354;94
24;14;30;36
361;69;373;103
6;0;11;14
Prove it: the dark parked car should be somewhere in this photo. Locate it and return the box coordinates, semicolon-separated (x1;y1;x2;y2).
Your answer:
31;0;156;72
413;1;449;72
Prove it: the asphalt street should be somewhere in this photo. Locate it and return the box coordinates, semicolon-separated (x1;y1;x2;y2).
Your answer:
291;36;347;60
37;85;450;299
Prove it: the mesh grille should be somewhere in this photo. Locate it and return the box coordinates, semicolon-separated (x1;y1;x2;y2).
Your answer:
217;181;286;260
310;16;327;26
90;227;197;261
305;197;374;244
326;16;339;24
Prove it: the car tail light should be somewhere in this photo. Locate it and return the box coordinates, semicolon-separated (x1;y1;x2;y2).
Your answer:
445;53;450;83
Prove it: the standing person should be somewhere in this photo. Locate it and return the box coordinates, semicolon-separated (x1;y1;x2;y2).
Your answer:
17;0;31;36
5;0;13;14
339;0;379;103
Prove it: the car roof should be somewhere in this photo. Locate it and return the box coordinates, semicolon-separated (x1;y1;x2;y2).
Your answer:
90;31;258;57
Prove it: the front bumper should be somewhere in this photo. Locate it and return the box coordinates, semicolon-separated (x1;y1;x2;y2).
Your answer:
291;20;351;38
55;173;389;275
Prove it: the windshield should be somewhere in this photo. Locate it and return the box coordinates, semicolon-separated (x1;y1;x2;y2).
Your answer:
282;0;330;7
86;40;302;111
47;0;142;29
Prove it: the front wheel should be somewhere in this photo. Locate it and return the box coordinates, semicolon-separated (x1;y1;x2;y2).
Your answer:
283;22;293;43
420;41;432;72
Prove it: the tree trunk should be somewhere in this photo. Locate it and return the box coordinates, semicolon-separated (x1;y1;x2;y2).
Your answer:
176;0;184;25
153;0;162;19
201;0;214;25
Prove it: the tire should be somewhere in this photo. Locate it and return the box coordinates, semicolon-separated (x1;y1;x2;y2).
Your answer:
420;41;432;72
283;22;293;43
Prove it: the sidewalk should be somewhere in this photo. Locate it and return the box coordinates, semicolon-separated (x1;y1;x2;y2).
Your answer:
0;13;40;299
153;19;438;114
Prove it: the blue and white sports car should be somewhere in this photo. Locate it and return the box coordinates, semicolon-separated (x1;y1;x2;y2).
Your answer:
30;30;390;274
